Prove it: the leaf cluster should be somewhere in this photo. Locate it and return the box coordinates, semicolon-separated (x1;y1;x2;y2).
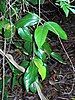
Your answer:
0;0;71;99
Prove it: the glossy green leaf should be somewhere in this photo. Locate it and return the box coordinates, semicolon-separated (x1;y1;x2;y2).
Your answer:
23;61;38;92
24;41;32;54
11;74;18;90
18;27;32;42
44;64;49;76
0;20;9;30
51;52;66;64
30;83;37;93
42;42;52;56
34;25;48;49
35;49;46;62
28;0;45;4
34;57;46;80
44;22;67;40
30;76;39;93
15;13;40;28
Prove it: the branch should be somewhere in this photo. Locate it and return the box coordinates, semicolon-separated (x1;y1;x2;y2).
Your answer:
0;49;25;73
34;82;49;100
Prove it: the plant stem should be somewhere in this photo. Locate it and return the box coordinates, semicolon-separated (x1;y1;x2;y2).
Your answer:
7;0;13;53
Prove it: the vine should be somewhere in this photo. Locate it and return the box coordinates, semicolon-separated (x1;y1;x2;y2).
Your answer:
0;0;75;99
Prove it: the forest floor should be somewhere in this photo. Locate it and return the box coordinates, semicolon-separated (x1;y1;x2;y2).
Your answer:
0;1;75;100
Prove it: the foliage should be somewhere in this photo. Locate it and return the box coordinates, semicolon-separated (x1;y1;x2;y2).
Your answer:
23;61;38;92
1;0;74;99
55;0;75;17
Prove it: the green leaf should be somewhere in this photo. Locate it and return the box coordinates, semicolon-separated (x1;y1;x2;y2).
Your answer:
71;98;75;100
34;25;48;49
0;20;9;30
60;2;69;17
51;52;66;64
42;42;52;56
35;49;46;62
8;63;20;74
69;8;75;14
20;60;29;69
0;81;2;92
18;27;32;42
22;48;29;55
18;76;23;85
30;76;39;93
34;57;46;80
58;1;70;17
24;41;32;54
11;74;18;90
0;76;10;92
44;63;49;76
17;0;23;3
23;61;38;92
4;25;15;38
4;30;11;38
4;89;9;100
44;22;67;40
63;6;69;17
30;83;37;93
5;76;10;84
15;13;40;28
28;0;45;4
14;42;22;49
56;0;69;2
0;0;6;13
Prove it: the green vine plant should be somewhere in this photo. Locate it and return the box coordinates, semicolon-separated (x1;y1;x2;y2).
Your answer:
0;0;75;99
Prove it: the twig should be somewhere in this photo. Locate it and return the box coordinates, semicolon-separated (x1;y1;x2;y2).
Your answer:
7;0;13;53
34;82;48;100
58;37;75;72
57;97;69;100
0;16;5;20
70;0;75;3
24;1;49;21
39;0;41;23
0;49;25;73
